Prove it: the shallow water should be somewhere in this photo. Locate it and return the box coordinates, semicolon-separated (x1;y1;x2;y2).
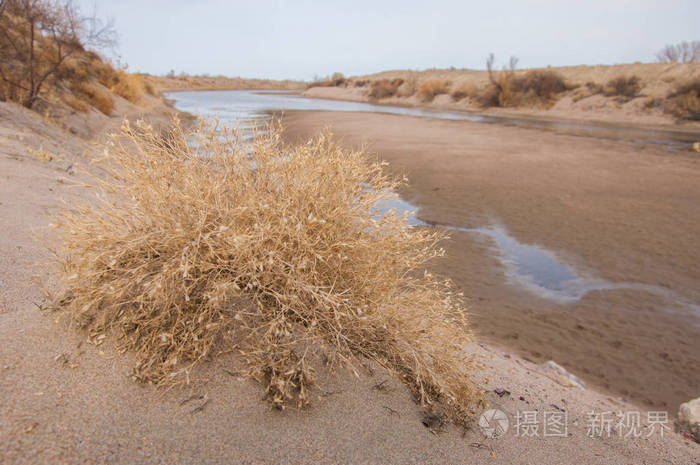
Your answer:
167;90;699;148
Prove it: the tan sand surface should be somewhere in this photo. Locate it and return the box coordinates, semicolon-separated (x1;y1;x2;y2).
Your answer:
1;101;698;463
283;110;700;414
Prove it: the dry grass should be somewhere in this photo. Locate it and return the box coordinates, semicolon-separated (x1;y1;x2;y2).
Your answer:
307;73;347;89
368;79;404;99
50;119;482;423
64;94;90;113
77;83;115;116
478;70;570;108
665;77;700;119
111;71;145;103
418;79;450;102
604;75;642;99
451;82;478;101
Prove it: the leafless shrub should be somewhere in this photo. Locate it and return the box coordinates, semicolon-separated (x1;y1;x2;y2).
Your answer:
50;118;483;423
306;72;346;89
478;54;570;108
604;75;642;99
369;78;404;99
656;41;700;63
664;77;700;120
451;82;477;101
76;82;113;115
417;79;450;102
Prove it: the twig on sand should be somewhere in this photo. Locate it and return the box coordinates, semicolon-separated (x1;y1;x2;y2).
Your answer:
222;368;240;377
190;397;210;414
383;405;400;417
372;380;393;392
470;442;496;458
179;393;204;406
320;389;344;397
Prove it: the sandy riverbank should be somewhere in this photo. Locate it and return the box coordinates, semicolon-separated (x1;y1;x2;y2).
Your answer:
305;62;700;128
1;98;698;463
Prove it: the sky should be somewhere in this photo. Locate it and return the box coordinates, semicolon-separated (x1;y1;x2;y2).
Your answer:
77;0;699;81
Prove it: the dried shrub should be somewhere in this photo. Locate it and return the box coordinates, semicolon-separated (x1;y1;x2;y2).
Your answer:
307;73;346;89
143;79;157;96
50;119;482;423
369;79;404;99
665;77;700;120
418;79;450;102
64;94;89;112
513;70;569;100
478;70;570;108
604;75;642;99
397;76;418;98
451;82;477;101
77;83;114;115
111;70;145;103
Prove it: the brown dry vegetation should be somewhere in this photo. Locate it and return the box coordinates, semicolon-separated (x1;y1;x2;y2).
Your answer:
451;82;477;101
664;77;700;119
478;69;571;108
76;82;114;115
604;75;642;99
110;70;145;103
63;94;89;112
50;118;482;424
368;78;404;99
418;79;450;102
307;72;346;89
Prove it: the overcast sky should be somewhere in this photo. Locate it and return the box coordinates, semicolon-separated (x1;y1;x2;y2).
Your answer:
77;0;699;81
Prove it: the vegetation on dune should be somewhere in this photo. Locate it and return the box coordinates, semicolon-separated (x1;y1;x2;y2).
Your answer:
75;82;114;115
417;79;450;102
50;118;483;423
110;70;146;103
368;78;404;99
0;0;116;109
451;82;477;101
664;77;700;120
477;54;572;108
603;75;642;100
307;72;346;89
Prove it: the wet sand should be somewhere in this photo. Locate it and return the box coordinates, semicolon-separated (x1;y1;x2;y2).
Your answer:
283;110;700;412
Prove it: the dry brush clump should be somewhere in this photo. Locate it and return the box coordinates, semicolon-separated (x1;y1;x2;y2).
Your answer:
368;78;404;99
76;82;114;115
417;79;450;102
478;69;571;108
110;70;145;103
451;82;477;101
603;75;642;100
664;77;700;120
50;118;482;423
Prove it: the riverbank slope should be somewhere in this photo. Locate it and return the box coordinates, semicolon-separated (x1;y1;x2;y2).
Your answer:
305;62;700;128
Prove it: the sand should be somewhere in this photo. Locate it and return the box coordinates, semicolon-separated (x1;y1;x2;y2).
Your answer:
282;110;700;413
1;98;699;463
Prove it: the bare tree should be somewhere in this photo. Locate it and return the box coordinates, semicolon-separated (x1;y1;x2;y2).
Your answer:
0;0;116;108
656;41;700;63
